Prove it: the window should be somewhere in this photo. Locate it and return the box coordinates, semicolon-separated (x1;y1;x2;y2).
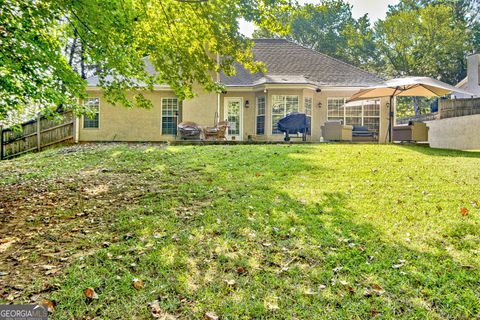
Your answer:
256;96;266;135
162;98;179;135
327;98;345;122
272;95;299;134
327;98;381;132
83;97;99;129
304;97;312;135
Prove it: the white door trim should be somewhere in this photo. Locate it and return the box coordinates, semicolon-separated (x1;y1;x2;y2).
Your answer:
224;97;243;141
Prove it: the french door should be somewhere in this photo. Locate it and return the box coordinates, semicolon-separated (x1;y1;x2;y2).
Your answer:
224;97;243;140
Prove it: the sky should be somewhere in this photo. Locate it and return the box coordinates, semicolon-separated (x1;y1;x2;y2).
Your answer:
239;0;400;37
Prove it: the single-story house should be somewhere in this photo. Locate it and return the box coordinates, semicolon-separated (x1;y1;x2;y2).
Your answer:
455;53;480;98
78;39;391;143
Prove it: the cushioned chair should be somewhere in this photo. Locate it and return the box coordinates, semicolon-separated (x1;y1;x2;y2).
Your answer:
393;121;428;142
321;120;353;142
203;121;229;140
352;125;377;142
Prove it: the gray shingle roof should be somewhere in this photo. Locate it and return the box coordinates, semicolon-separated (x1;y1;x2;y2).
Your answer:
221;38;383;87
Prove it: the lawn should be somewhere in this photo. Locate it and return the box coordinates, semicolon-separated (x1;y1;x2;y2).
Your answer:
1;143;479;319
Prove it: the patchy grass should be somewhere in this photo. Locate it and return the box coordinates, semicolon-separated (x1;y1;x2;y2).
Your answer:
1;143;480;319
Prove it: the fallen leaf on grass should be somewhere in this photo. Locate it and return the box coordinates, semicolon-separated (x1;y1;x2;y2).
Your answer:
83;287;98;300
370;309;380;317
149;300;176;319
236;266;246;274
264;298;279;311
224;279;236;286
41;299;56;313
371;284;385;295
132;278;144;289
204;311;219;320
0;238;17;253
460;207;469;216
303;288;316;296
45;268;61;275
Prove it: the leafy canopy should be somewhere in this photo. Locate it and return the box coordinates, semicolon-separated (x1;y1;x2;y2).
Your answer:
0;0;291;123
253;0;379;70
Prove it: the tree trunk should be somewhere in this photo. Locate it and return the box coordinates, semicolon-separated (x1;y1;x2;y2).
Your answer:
413;96;420;116
68;29;78;67
80;41;86;79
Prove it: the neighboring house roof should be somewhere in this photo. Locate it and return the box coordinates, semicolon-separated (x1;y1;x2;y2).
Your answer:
221;39;383;87
86;38;383;88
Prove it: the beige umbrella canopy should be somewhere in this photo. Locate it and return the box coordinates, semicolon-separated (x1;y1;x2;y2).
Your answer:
347;77;475;142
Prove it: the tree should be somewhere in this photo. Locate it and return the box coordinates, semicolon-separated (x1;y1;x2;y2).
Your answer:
253;0;379;70
375;1;474;115
0;0;291;123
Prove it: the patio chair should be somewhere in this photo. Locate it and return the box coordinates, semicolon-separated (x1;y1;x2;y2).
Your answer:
203;121;229;140
352;125;378;142
393;121;428;142
321;120;353;142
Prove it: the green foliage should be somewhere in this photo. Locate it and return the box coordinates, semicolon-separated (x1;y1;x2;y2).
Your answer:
375;2;473;84
0;1;86;121
0;0;291;123
253;0;380;70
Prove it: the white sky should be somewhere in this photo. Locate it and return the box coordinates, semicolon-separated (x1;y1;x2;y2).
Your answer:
240;0;400;37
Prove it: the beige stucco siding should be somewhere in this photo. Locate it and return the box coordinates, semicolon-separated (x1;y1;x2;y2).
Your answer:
79;90;179;142
79;86;390;143
182;87;218;127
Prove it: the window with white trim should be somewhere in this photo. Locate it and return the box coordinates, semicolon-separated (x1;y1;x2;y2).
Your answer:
327;98;381;132
304;96;312;135
256;96;266;135
83;97;100;129
272;95;299;134
162;98;179;135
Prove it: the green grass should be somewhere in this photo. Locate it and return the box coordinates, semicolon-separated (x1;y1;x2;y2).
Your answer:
1;143;480;319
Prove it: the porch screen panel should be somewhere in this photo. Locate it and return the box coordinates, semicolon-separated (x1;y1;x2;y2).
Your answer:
304;97;312;135
162;98;179;135
327;98;381;132
345;105;362;126
363;101;380;133
83;97;100;129
272;95;299;134
256;96;266;135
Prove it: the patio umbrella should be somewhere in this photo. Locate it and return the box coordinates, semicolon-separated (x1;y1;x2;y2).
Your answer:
347;76;475;142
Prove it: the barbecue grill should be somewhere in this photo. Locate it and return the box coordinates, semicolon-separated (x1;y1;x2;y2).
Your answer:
277;112;309;142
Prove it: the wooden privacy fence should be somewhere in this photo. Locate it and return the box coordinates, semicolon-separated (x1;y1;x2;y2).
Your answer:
439;97;480;119
1;111;75;160
397;112;438;125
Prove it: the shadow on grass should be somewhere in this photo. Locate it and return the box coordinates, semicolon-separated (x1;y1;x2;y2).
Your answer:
397;144;480;158
47;145;479;319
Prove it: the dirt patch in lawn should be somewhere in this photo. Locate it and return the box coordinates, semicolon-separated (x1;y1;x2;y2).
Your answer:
0;157;157;303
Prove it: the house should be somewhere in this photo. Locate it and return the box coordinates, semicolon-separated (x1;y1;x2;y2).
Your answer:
455;53;480;98
78;39;390;143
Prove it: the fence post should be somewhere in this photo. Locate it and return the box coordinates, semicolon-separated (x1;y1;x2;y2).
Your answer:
37;115;41;151
0;125;3;160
